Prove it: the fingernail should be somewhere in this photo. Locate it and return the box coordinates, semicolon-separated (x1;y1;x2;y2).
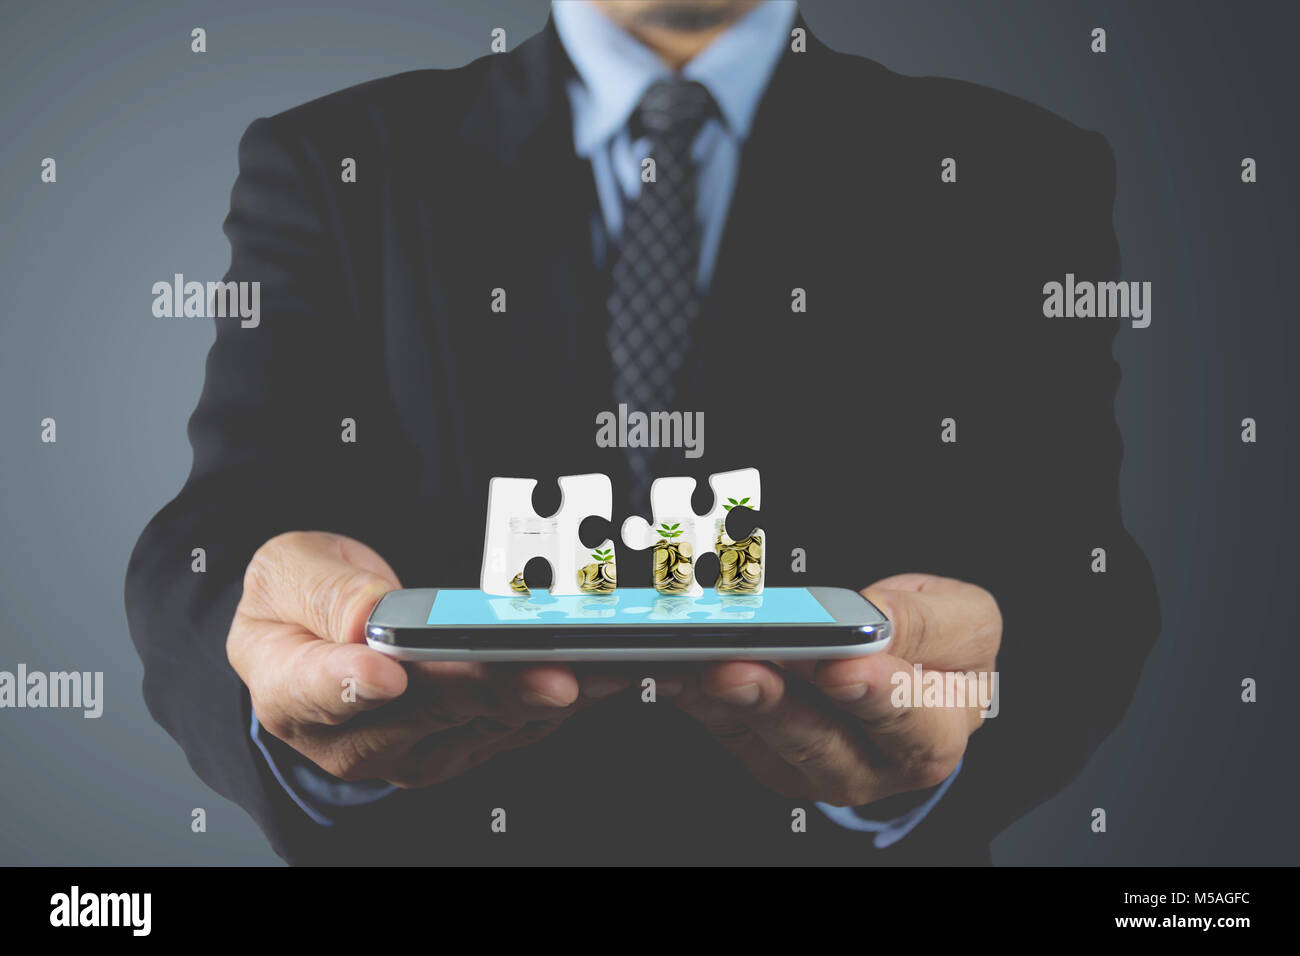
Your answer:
581;677;626;700
356;681;397;702
708;682;761;707
821;683;867;702
518;688;568;708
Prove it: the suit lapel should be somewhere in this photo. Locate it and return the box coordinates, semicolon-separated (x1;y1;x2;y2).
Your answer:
445;17;614;484
686;16;852;464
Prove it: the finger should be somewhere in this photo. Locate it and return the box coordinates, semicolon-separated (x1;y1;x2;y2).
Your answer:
312;661;626;784
239;531;401;645
861;574;1000;668
236;619;409;733
812;651;972;789
695;661;882;807
779;659;819;683
407;662;587;723
386;705;590;789
504;664;584;709
299;671;591;783
629;665;696;699
669;666;809;798
571;662;635;702
385;716;530;788
404;662;510;729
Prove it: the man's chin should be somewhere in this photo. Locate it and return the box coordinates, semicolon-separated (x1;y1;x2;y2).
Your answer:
631;1;749;33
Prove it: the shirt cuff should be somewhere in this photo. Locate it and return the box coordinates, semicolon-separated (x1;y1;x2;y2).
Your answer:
816;759;962;848
250;710;396;826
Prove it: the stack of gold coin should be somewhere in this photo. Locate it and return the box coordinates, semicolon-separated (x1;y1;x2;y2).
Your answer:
577;560;617;593
508;571;529;594
652;539;693;593
716;532;762;593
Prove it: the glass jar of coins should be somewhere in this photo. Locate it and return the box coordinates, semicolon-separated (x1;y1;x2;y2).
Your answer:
652;516;695;594
714;516;762;593
576;543;617;593
506;516;556;594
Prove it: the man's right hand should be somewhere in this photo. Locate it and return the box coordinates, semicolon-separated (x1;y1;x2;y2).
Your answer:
227;531;622;788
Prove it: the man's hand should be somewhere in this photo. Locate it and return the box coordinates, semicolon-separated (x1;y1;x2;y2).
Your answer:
227;531;626;789
663;574;1001;807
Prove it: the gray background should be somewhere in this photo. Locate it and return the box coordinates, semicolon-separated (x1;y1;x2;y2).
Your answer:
1;0;1295;865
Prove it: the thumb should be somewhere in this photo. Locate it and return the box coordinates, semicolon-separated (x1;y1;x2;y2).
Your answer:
231;532;407;730
240;531;401;644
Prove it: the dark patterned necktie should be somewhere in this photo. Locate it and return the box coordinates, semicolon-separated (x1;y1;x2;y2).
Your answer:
607;78;718;511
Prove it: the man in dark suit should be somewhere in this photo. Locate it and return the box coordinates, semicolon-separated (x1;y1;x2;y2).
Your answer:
126;0;1159;865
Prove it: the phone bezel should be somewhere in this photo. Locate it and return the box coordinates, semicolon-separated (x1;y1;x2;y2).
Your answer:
364;586;890;655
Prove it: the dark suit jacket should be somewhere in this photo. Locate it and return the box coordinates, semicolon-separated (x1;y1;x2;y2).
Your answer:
125;15;1159;865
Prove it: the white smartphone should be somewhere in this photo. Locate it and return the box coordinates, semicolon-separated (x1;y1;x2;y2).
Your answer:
364;586;890;662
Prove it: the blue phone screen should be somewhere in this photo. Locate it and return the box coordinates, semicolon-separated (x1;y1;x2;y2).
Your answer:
426;587;835;626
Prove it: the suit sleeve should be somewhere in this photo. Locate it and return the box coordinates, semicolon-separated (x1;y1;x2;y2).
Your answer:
124;116;414;855
917;129;1162;848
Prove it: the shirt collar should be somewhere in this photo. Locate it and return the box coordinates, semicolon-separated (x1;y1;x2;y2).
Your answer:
552;0;798;155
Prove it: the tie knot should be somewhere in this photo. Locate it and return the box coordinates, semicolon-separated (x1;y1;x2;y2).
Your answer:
632;78;718;142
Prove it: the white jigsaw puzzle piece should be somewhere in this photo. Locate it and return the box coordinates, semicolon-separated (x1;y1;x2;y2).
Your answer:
620;467;764;596
480;473;614;596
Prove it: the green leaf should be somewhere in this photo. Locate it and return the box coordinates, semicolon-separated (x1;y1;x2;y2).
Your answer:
670;522;680;530
723;504;732;511
740;497;750;505
728;497;738;505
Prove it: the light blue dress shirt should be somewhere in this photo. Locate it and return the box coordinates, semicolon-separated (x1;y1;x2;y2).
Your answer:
255;0;958;849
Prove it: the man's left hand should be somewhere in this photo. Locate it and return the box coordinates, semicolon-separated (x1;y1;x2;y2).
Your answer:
661;574;1001;807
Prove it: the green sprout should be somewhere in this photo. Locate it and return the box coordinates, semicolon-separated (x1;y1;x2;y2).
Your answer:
722;496;753;512
656;522;682;539
591;548;614;563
